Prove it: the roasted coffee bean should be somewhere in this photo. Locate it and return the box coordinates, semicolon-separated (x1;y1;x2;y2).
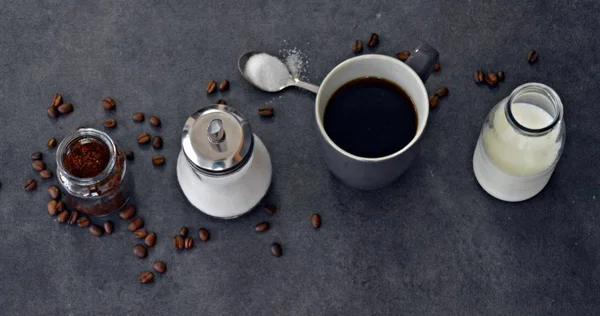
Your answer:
433;61;441;72
219;80;230;91
184;237;194;249
149;115;161;127
102;97;116;110
57;210;70;223
173;235;184;250
311;213;322;229
89;224;103;237
498;71;505;81
24;179;37;191
40;170;53;179
485;72;498;86
152;136;163;149
133;244;148;258
125;151;134;160
77;216;90;228
258;106;274;117
198;228;210;242
47;106;59;119
137;133;151;144
527;50;538;64
47;200;59;216
396;51;411;61
133;112;145;122
179;227;189;237
271;243;282;257
367;33;379;48
216;99;227;105
119;204;136;220
153;261;167;274
104;119;117;128
352;40;363;53
435;87;449;98
134;229;148;239
128;217;144;232
264;204;277;216
68;211;78;225
138;271;154;284
51;94;62;107
145;232;157;248
56;201;65;212
48;185;61;200
255;221;270;233
152;155;165;166
429;95;440;109
31;152;43;160
206;80;217;94
474;70;484;84
32;160;46;171
47;138;57;148
104;221;114;234
57;103;73;115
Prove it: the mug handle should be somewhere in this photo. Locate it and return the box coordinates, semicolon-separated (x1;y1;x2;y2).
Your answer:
405;42;439;83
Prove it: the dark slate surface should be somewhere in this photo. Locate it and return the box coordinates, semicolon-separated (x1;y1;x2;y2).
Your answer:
1;1;599;315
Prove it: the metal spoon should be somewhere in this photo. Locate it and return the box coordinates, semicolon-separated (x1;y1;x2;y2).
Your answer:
238;51;320;94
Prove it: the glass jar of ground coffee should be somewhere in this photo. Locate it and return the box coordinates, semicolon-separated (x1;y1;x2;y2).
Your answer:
56;128;133;216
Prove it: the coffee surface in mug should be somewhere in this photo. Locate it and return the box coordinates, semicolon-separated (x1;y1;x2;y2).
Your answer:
323;77;418;158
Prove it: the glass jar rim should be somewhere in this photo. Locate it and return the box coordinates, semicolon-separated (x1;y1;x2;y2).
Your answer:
506;83;563;135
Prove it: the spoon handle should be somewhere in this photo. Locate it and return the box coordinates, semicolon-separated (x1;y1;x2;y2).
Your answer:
293;80;319;94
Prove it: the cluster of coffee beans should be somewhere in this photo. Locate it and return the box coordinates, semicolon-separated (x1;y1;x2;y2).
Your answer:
206;79;230;95
173;226;210;251
429;87;450;109
46;93;74;120
352;33;380;53
474;70;505;87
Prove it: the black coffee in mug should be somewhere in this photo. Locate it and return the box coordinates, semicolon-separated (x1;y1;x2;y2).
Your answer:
323;77;418;158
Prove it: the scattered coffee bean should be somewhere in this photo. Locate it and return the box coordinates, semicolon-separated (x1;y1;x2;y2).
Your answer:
119;204;136;220
497;71;505;81
216;99;227;105
219;80;230;91
527;50;538;64
311;213;322;229
57;210;70;223
433;61;441;72
264;204;277;216
48;185;61;200
138;271;154;284
133;112;145;122
137;133;151;144
198;228;210;242
90;224;103;237
68;211;78;225
104;221;114;234
173;235;184;250
31;152;43;160
258;106;274;117
179;227;189;237
152;155;165;166
152;136;163;149
485;72;498;86
352;40;363;53
435;87;449;98
24;179;37;191
32;160;46;171
255;221;270;233
145;232;157;248
270;243;282;257
47;106;59;119
429;95;440;109
153;261;167;274
367;33;379;48
149;115;161;127
125;151;134;160
51;94;62;107
102;97;116;110
47;138;57;148
77;216;90;228
57;103;73;115
206;80;217;94
47;200;59;216
40;170;53;179
128;217;144;232
56;201;65;212
396;51;411;61
133;244;148;258
184;237;194;249
474;70;484;84
134;229;148;239
104;119;117;128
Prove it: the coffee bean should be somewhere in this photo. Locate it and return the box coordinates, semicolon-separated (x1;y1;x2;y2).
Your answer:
56;201;65;212
57;103;73;115
133;112;145;122
153;261;167;274
47;138;57;149
51;94;62;107
485;72;498;86
104;221;114;234
47;200;59;216
104;119;117;128
433;61;441;72
435;87;449;98
527;50;538;64
31;152;43;160
270;243;282;257
352;40;363;53
68;211;78;225
57;210;70;223
145;232;156;248
198;228;210;242
258;106;274;117
219;80;229;91
216;99;227;105
119;204;136;220
48;185;61;200
429;95;440;109
396;51;411;61
32;160;46;171
173;235;184;250
47;106;59;119
184;237;194;249
152;155;165;166
40;170;53;179
77;216;90;228
125;151;134;160
128;217;144;232
311;213;322;229
133;244;148;258
134;229;148;239
474;70;484;84
498;71;505;81
24;179;37;191
149;115;161;127
255;221;270;233
102;97;116;110
179;227;189;237
152;136;163;149
137;133;151;144
264;204;277;216
90;224;103;237
206;80;217;94
367;33;379;48
138;271;154;284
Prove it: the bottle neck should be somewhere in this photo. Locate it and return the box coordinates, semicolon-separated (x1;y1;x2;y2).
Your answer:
505;83;563;136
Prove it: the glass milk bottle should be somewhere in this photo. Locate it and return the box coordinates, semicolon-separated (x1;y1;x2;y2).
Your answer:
472;83;566;202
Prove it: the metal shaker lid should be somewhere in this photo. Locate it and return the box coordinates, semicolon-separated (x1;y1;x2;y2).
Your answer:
182;104;253;174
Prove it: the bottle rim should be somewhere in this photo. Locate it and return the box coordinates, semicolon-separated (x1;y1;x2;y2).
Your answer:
506;83;562;135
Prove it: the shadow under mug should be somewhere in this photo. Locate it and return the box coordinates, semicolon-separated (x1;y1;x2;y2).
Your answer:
314;43;439;190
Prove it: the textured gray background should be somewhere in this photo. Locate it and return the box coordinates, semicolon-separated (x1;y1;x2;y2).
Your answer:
1;1;599;315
